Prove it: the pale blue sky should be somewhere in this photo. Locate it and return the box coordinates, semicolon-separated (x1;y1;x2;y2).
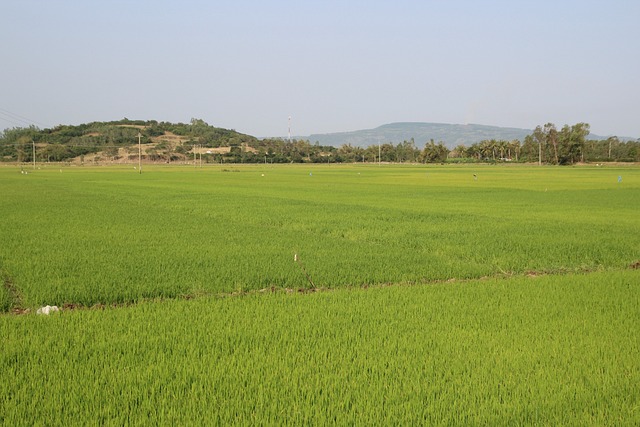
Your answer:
2;0;639;138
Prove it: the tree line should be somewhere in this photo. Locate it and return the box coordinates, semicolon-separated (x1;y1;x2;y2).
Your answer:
1;119;638;164
451;123;638;164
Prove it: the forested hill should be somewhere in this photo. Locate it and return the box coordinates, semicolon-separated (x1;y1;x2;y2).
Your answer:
306;122;531;149
2;118;638;164
306;122;625;149
0;118;258;162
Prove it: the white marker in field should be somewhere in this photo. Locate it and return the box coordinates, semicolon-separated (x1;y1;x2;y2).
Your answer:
36;305;60;315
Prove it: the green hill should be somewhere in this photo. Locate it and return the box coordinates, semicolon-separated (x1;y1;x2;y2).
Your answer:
0;118;257;162
307;122;533;149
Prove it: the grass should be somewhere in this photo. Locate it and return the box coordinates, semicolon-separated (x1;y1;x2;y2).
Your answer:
0;163;639;424
1;271;639;425
0;163;637;308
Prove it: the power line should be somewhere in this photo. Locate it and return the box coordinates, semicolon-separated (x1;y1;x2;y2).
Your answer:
0;107;45;128
0;143;143;148
0;112;28;128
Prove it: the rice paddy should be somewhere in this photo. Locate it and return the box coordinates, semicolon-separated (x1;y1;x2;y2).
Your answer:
1;163;639;424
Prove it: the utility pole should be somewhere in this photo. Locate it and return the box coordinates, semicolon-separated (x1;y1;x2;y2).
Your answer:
138;132;142;174
32;140;36;170
378;141;381;165
538;140;542;166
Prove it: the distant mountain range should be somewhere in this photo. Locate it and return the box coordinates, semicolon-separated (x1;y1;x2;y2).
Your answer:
304;122;630;149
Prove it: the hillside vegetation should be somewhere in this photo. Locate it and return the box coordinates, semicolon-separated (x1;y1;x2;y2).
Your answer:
307;122;638;149
308;122;532;148
2;119;639;164
0;118;258;163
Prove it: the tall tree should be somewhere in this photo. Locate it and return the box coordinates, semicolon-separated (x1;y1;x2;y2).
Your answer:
571;122;590;163
508;140;520;161
558;124;586;164
420;140;449;163
544;123;559;164
532;126;546;165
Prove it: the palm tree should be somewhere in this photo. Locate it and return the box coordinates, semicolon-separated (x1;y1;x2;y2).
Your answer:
453;144;468;159
508;140;520;161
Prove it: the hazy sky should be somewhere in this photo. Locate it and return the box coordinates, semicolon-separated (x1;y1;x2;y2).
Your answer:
2;0;639;138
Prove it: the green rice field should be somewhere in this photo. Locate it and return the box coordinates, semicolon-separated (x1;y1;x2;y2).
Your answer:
1;163;639;424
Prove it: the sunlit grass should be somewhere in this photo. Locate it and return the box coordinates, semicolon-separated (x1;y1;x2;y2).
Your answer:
1;163;639;424
0;164;638;308
1;271;638;424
